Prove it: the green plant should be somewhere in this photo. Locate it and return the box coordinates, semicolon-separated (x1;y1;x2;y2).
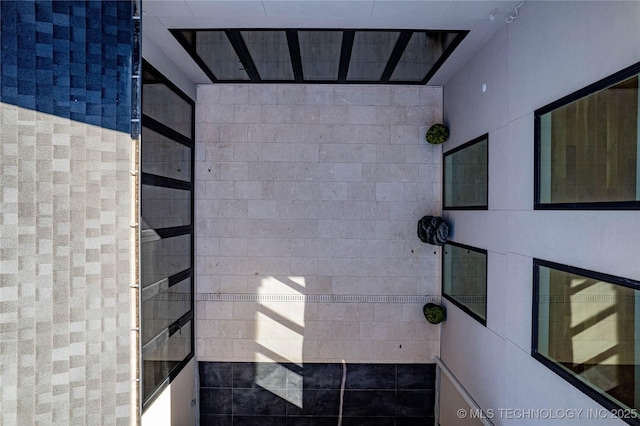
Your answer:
425;124;449;145
423;303;446;324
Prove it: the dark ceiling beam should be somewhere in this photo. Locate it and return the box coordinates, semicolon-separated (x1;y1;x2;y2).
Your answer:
380;31;412;82
170;30;219;83
286;30;304;82
337;30;355;83
225;30;261;82
421;31;468;85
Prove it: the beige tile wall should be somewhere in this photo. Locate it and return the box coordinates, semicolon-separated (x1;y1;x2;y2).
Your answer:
0;104;131;425
195;85;443;363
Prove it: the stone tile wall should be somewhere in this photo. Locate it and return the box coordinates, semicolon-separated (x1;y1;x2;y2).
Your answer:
195;84;443;364
0;105;132;425
0;1;133;424
199;361;436;425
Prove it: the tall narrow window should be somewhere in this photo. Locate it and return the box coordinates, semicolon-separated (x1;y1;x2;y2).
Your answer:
533;259;640;419
535;63;640;209
141;60;195;408
443;134;488;209
442;242;487;324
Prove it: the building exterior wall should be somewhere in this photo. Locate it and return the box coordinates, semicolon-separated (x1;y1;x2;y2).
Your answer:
195;84;443;364
0;2;134;424
441;1;640;425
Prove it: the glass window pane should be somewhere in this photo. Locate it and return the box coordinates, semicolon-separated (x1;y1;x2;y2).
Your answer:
298;31;342;80
444;136;488;208
241;31;293;80
141;234;191;287
179;30;193;46
196;31;249;80
443;243;487;322
141;127;192;182
142;278;192;345
390;32;457;81
142;82;193;138
141;185;191;230
347;31;399;81
142;319;192;402
536;263;640;414
538;74;639;205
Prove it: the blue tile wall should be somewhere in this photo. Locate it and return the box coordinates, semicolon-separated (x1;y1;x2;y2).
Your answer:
199;362;436;426
0;0;133;133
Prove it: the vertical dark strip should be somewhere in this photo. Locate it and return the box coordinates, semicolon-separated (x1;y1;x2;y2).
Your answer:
338;30;355;82
68;2;88;125
531;261;540;355
16;1;37;111
380;31;412;83
286;30;304;83
1;2;18;104
225;30;260;81
116;0;133;133
52;1;71;119
131;10;141;139
83;1;100;127
34;1;54;114
534;114;541;208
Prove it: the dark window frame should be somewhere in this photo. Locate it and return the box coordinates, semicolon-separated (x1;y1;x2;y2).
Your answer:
534;61;640;210
442;133;489;210
170;28;468;85
532;259;640;424
140;59;196;411
441;241;488;326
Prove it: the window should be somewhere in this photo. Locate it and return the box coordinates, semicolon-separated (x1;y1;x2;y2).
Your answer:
141;61;195;408
443;134;488;209
442;242;487;324
535;62;640;209
298;30;342;80
241;30;294;81
533;259;640;421
346;31;399;81
171;29;467;85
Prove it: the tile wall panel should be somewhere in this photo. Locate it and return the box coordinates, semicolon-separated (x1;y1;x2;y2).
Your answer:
0;1;133;425
199;361;436;425
196;84;443;363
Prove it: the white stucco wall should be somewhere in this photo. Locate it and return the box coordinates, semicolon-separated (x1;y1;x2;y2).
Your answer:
441;1;640;425
141;358;197;426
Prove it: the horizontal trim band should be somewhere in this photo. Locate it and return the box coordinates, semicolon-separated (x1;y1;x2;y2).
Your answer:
196;293;440;304
446;295;487;303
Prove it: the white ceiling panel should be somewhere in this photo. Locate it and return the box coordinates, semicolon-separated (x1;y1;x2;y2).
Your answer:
370;1;453;26
263;1;375;21
445;0;521;21
142;0;194;18
142;0;521;86
185;1;267;20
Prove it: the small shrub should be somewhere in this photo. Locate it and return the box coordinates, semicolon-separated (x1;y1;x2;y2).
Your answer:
423;303;446;324
425;124;449;145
